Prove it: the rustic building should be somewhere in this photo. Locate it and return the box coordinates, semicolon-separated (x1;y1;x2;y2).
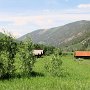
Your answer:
33;50;44;57
74;51;90;59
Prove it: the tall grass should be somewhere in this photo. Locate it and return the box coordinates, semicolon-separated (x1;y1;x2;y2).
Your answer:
0;55;90;90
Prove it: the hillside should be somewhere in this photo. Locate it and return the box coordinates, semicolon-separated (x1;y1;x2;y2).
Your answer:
18;20;90;50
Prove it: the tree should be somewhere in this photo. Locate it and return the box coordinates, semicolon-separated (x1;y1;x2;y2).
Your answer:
18;38;36;76
45;49;63;77
0;34;17;78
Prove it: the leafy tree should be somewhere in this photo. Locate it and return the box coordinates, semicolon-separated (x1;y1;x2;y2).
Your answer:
0;34;17;78
18;38;36;76
0;33;36;79
6;36;17;77
45;50;63;77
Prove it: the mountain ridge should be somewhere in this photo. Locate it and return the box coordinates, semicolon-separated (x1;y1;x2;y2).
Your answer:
18;20;90;50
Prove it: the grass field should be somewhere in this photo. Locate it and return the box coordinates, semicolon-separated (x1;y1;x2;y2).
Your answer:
0;54;90;90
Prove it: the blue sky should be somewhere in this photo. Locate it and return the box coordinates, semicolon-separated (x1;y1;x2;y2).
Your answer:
0;0;90;37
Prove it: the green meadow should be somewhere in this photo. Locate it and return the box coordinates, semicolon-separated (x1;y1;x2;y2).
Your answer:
0;54;90;90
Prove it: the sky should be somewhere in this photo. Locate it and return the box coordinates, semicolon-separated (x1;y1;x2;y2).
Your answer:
0;0;90;37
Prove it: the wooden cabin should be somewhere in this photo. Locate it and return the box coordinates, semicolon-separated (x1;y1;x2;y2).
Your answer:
33;50;44;57
74;51;90;59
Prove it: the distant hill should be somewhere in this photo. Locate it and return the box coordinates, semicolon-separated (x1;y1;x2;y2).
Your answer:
18;20;90;51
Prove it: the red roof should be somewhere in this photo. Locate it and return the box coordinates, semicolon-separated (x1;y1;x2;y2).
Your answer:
74;51;90;56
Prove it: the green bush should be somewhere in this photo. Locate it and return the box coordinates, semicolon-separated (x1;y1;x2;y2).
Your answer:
0;34;36;79
45;54;63;77
54;48;62;55
0;34;17;78
17;38;36;77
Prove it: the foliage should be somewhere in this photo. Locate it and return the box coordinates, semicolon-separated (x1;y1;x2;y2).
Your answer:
45;51;63;77
80;38;90;51
18;38;36;76
34;44;55;55
53;48;62;55
0;55;90;90
0;34;17;78
0;34;36;78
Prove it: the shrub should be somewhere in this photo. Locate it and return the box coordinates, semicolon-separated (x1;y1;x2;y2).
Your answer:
0;34;36;79
0;34;17;78
54;48;62;55
45;54;63;77
18;38;36;77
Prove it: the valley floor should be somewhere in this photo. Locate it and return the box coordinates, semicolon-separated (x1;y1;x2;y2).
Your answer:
0;55;90;90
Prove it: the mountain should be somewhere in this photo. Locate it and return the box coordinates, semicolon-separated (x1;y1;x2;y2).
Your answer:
18;20;90;51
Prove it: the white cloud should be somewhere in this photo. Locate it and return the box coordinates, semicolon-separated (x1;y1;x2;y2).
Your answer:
0;28;20;38
78;4;90;8
0;7;90;37
0;7;90;27
11;32;21;38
